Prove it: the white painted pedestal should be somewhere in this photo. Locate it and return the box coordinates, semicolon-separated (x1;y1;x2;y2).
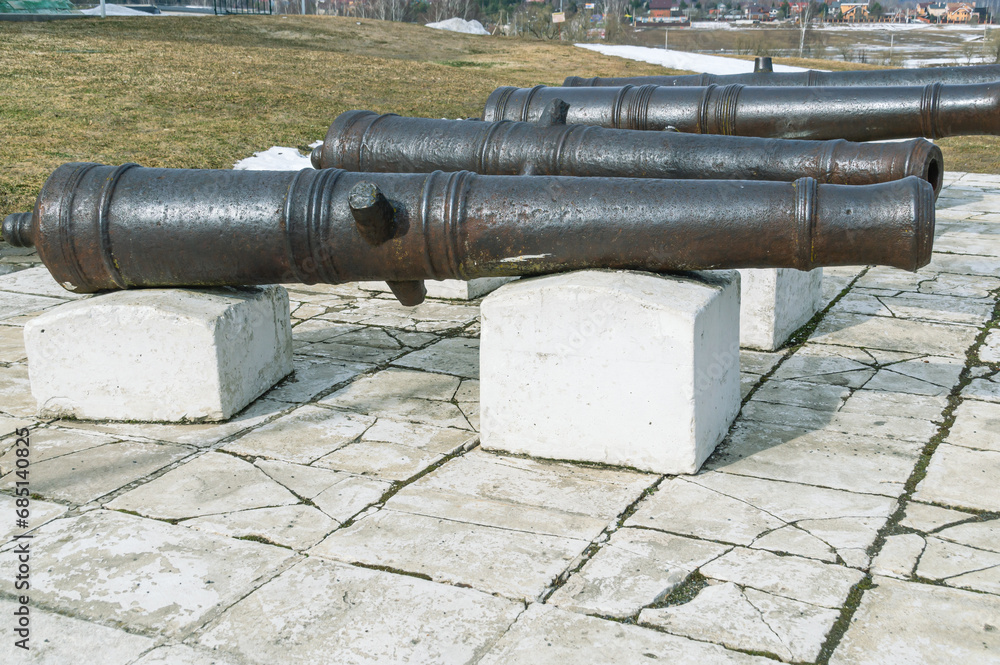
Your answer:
358;278;516;301
737;268;823;352
25;286;292;422
480;270;741;475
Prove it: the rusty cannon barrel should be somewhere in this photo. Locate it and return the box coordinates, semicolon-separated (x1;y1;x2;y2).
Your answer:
311;110;943;196
483;82;1000;141
2;163;935;305
564;62;1000;88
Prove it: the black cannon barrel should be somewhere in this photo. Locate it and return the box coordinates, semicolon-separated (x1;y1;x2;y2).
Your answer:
2;163;934;304
483;82;1000;141
564;63;1000;88
311;110;943;196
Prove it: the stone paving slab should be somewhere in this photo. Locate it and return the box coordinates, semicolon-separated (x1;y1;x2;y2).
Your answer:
0;510;297;638
0;172;998;664
477;604;773;665
0;597;154;664
830;576;1000;665
198;556;523;665
107;451;299;519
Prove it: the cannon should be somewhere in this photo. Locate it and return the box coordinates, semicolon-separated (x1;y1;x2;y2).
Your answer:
310;110;943;196
2;163;935;306
564;62;1000;88
483;82;1000;141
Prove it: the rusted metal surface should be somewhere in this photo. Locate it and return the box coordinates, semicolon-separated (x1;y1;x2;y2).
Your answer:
564;63;1000;88
483;82;1000;141
3;163;935;304
312;110;943;196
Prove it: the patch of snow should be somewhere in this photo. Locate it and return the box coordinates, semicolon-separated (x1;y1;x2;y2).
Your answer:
233;142;320;171
426;17;489;35
81;4;151;15
574;44;822;74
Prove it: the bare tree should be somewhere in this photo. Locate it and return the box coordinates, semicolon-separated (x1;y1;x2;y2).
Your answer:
798;0;818;58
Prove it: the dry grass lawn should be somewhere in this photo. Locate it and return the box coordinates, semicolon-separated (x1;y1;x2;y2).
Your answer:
0;15;997;216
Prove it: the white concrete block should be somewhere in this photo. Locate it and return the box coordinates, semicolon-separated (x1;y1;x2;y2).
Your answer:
358;278;516;300
25;286;292;422
738;268;823;352
480;270;741;475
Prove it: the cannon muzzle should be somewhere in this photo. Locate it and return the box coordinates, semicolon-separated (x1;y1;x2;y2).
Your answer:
312;110;943;196
484;82;1000;141
564;63;1000;88
4;163;935;304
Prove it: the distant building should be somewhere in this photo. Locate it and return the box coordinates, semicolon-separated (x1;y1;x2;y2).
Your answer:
839;2;869;20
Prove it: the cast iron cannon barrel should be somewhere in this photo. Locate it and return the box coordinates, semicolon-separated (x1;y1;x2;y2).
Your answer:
564;63;1000;88
483;82;1000;141
311;110;943;195
2;163;934;305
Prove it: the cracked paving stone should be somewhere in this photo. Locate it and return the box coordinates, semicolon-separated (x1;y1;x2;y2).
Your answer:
361;417;477;455
58;398;289;448
741;373;761;401
478;603;772;665
131;644;245;665
385;485;609;541
700;547;864;609
290;319;361;344
311;509;590;600
832;291;994;327
0;427;120;476
924;252;1000;278
0;493;66;544
548;527;730;618
708;420;922;496
0;291;66;321
221;405;375;465
254;458;356;498
809;312;979;359
750;379;849;411
770;348;875;389
0;597;154;664
839;390;948;421
264;356;371;405
198;557;522;665
946;399;1000;452
182;504;336;550
639;580;840;663
740;349;784;376
871;355;965;391
408;450;654;521
313;440;443;481
740;400;937;442
107;451;298;519
299;339;406;364
914;443;1000;512
915;535;1000;594
625;473;895;565
318;368;470;430
963;373;1000;403
830;576;1000;664
870;533;925;578
0;510;297;638
392;337;480;379
0;438;191;505
900;502;974;532
309;473;391;523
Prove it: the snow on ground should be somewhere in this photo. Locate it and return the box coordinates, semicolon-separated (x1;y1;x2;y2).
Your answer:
574;43;821;73
233;142;320;171
80;4;150;15
425;17;489;35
